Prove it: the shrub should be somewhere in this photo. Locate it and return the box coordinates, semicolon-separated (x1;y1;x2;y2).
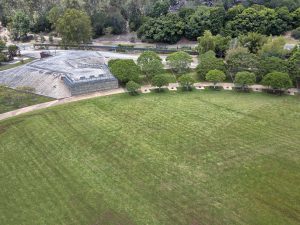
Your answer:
126;81;141;95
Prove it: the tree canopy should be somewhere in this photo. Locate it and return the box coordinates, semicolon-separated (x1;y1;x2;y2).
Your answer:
262;72;292;90
206;69;226;88
56;9;92;45
108;59;140;84
234;71;256;90
178;74;195;91
137;51;164;80
197;50;226;80
166;51;193;74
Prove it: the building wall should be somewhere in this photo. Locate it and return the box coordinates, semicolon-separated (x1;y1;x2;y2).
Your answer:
64;78;119;96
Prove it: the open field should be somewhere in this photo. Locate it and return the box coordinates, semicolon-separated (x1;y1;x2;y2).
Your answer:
0;91;299;225
0;86;52;114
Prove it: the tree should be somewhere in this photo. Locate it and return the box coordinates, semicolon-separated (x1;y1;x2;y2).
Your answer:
206;69;226;88
0;40;6;52
262;72;292;92
196;51;226;80
10;11;30;41
226;47;259;81
7;45;19;60
288;49;300;85
259;57;289;81
197;31;231;57
137;51;163;80
224;6;290;37
127;0;142;31
137;13;185;44
197;30;215;54
0;40;7;65
166;51;193;74
151;74;169;92
291;8;300;28
48;6;64;29
259;37;288;58
185;6;211;40
108;59;140;84
91;11;106;37
234;71;256;91
291;27;300;39
239;32;268;54
104;11;127;35
209;7;226;35
178;74;195;91
146;0;170;18
56;9;92;45
126;81;141;95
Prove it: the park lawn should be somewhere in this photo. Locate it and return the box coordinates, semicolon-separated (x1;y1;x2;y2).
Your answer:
0;86;53;114
0;91;299;225
0;58;34;71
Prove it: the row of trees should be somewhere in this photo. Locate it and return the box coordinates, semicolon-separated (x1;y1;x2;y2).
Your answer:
107;48;295;95
109;51;193;84
137;4;300;43
2;0;300;44
196;31;299;88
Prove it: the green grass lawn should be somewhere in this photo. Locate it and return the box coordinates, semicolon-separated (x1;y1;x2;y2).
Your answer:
0;86;53;114
0;58;34;71
0;91;299;225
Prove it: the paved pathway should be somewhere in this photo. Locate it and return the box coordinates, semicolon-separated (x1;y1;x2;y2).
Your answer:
0;84;298;122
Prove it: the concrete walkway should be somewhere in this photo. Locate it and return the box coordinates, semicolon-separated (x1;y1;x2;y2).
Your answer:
0;83;298;122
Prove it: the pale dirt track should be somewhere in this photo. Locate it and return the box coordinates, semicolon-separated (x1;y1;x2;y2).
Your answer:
0;83;298;122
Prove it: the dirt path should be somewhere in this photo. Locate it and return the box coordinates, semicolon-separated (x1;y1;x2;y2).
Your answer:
0;84;298;122
0;88;126;121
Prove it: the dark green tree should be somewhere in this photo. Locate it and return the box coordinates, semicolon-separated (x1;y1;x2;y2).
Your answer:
196;51;226;80
206;69;226;88
239;32;268;54
56;9;92;44
234;71;256;91
137;13;185;44
166;51;193;74
262;72;292;92
178;74;195;91
226;47;259;81
151;74;169;92
109;59;140;84
259;57;289;81
185;6;211;40
288;49;300;84
137;51;163;80
10;11;30;41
